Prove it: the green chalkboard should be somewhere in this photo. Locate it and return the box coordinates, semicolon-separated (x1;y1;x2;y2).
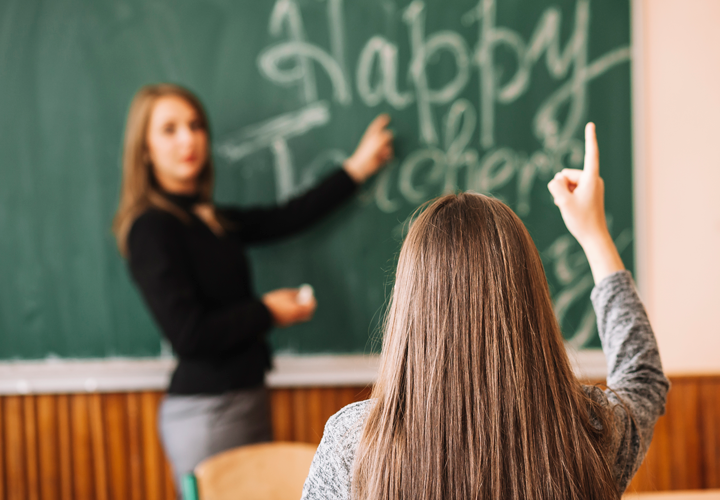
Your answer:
0;0;633;359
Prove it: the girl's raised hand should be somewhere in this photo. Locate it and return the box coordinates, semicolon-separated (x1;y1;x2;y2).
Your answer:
343;114;394;183
547;123;624;283
547;123;609;248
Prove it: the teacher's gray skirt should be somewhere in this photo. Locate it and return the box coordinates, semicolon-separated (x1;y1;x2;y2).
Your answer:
159;385;273;493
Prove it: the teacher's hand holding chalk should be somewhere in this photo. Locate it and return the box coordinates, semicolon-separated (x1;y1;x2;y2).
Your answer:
262;287;317;327
296;284;314;305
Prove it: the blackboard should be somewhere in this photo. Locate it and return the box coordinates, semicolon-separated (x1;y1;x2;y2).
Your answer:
0;0;633;359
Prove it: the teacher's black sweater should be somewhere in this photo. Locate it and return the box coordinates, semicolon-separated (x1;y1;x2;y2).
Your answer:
127;169;357;395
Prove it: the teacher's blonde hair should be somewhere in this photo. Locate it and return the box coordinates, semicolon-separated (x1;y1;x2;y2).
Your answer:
113;83;214;257
353;193;619;500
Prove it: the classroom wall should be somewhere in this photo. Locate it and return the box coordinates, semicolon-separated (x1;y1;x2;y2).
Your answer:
641;0;720;374
0;387;373;500
1;377;719;498
0;3;718;498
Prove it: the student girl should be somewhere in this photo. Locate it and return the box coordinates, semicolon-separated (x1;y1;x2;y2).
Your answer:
112;83;393;488
301;123;669;500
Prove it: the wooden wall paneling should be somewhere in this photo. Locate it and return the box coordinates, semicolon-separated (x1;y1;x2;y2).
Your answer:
306;388;324;445
668;379;702;489
0;397;4;500
125;392;144;500
336;387;357;410
269;386;370;445
337;386;371;410
22;396;39;500
320;387;341;430
270;389;293;441
292;389;309;443
140;391;165;500
103;394;128;500
88;394;109;500
164;458;176;500
56;395;73;500
1;376;720;496
700;377;720;488
70;394;94;500
627;404;672;492
360;386;372;402
36;394;59;500
4;395;26;500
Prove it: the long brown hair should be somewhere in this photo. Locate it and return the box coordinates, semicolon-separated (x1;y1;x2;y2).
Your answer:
353;193;618;500
112;83;215;256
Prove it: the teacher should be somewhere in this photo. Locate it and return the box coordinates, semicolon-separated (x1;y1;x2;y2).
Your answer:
112;83;393;488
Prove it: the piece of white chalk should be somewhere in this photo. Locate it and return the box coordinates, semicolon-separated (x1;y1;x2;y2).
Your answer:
297;284;314;305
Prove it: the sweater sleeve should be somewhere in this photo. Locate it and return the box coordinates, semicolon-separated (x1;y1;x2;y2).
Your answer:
222;168;358;244
127;211;273;359
590;270;670;492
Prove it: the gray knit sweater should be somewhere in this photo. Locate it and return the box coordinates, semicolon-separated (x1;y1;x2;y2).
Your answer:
301;271;670;499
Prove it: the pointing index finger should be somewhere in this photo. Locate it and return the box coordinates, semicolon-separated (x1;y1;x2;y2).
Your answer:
369;114;391;132
583;122;600;179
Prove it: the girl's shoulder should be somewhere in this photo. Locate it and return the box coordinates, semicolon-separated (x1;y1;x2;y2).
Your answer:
302;400;372;500
321;399;373;456
327;400;372;431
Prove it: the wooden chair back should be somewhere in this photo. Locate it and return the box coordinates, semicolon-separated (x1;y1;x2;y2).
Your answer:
194;441;317;500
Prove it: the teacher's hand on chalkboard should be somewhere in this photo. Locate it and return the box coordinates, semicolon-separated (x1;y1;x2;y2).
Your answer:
343;114;394;183
262;288;317;327
547;123;624;284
